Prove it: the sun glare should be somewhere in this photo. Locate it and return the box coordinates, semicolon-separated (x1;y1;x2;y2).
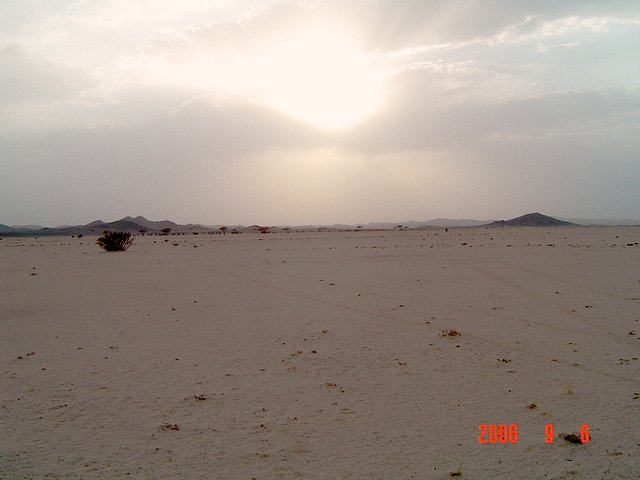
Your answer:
261;27;385;130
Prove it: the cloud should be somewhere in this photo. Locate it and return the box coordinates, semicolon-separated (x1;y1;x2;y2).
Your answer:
0;1;638;224
2;1;637;130
0;43;93;105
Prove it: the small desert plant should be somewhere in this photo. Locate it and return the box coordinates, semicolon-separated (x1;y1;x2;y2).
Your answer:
440;329;461;337
160;423;180;431
96;231;134;252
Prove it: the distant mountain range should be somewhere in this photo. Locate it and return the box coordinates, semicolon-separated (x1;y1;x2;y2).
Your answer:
0;216;215;236
0;213;638;237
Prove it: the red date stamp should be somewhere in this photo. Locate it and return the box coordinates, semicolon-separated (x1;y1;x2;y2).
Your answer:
478;424;519;443
479;423;590;444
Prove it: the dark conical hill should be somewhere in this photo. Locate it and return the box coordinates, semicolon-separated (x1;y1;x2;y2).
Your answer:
487;213;573;227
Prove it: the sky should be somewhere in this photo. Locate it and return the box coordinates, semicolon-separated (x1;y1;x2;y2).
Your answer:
1;0;639;226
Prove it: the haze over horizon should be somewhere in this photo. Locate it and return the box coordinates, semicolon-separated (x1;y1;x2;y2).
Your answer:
1;1;639;227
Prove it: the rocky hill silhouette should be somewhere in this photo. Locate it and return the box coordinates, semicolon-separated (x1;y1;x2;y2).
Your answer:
486;212;574;227
0;216;213;237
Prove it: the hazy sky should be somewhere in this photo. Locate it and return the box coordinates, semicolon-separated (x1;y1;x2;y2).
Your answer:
1;0;639;226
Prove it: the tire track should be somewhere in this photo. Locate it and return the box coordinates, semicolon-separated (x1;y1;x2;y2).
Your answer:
469;263;636;348
207;266;640;385
522;268;628;300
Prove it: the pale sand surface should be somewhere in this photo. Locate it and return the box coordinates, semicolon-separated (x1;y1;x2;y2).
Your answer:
1;227;639;479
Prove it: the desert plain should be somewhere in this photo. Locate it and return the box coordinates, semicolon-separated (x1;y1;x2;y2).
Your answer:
1;226;639;479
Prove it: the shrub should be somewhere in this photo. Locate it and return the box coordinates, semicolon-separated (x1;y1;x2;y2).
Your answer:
440;329;461;337
96;231;134;252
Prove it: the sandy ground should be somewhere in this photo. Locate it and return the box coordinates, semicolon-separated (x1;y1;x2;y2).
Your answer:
1;226;639;479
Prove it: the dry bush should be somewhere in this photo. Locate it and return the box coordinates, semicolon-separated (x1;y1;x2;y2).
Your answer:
160;423;180;431
96;231;134;252
440;329;461;337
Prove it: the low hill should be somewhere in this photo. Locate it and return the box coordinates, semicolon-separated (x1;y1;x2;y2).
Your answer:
486;212;574;227
85;220;107;228
121;216;180;232
10;224;45;230
563;217;640;226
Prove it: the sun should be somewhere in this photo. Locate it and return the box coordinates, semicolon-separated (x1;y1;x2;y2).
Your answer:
261;26;385;130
